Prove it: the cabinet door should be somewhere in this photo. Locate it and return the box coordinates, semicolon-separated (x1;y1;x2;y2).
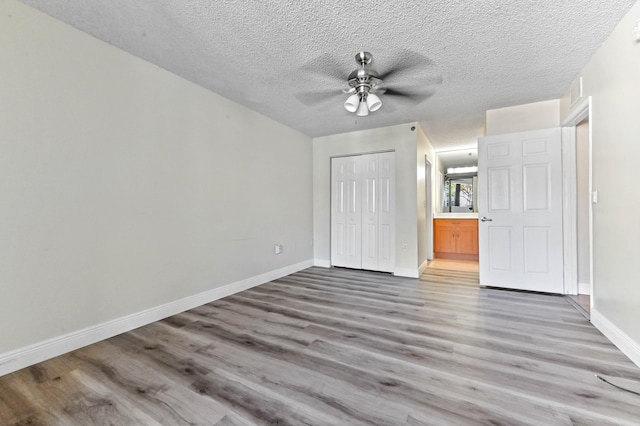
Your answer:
456;224;478;254
435;222;456;253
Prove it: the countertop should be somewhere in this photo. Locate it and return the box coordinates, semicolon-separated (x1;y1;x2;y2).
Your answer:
433;213;478;219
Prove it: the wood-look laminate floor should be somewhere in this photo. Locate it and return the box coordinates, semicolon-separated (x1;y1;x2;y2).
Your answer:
1;267;640;425
567;294;591;314
428;259;479;273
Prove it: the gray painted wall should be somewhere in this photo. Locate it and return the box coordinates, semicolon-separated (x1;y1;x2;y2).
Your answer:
0;0;313;354
564;0;640;351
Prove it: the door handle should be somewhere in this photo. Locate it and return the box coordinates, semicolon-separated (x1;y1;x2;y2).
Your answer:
480;217;493;222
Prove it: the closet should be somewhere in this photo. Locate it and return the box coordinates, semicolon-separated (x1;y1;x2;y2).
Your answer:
330;152;395;273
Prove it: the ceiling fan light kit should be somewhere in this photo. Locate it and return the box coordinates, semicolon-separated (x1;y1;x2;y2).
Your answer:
344;51;383;117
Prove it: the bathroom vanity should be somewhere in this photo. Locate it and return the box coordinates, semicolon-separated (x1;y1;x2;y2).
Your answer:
433;214;478;261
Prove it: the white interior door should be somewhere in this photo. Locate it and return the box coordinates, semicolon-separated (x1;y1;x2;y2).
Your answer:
478;128;564;293
331;152;394;273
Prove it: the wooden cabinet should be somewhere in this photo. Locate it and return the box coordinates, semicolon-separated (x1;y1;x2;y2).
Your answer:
434;219;478;261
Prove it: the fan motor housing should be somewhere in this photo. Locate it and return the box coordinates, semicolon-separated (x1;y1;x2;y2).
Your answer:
348;68;379;82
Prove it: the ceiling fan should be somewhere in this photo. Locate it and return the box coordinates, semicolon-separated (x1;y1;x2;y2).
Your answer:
296;50;439;116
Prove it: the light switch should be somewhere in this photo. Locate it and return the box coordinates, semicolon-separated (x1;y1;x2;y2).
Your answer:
592;190;598;204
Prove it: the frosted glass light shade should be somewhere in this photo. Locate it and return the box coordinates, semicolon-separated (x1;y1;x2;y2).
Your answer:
344;94;359;112
366;93;382;111
356;100;369;116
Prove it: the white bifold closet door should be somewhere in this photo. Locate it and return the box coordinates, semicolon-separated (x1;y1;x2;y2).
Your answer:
331;152;395;273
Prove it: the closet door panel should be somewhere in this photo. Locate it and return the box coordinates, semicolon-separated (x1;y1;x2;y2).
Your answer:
361;154;379;271
330;158;347;267
344;156;362;269
377;152;395;273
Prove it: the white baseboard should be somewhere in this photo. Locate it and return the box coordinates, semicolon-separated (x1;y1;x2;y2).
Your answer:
578;282;591;295
314;259;419;278
314;259;331;268
0;259;314;377
394;267;420;278
419;260;429;275
591;308;640;369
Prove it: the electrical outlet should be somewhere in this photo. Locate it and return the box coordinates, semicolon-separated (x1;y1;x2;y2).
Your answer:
402;243;408;250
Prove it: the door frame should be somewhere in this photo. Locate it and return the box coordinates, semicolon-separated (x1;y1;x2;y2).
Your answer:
425;155;434;261
561;96;592;298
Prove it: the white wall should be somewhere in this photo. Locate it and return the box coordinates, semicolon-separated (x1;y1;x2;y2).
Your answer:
313;123;420;276
561;0;640;365
486;99;560;135
0;0;312;356
416;126;437;268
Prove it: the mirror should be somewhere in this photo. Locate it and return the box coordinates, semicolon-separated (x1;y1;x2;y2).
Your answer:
436;148;478;213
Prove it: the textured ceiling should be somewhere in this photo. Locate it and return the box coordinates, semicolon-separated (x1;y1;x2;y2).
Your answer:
18;0;637;150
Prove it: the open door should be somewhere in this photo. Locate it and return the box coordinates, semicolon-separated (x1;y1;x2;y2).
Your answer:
478;128;564;293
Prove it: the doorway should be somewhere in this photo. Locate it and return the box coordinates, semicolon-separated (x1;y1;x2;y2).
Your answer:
425;156;433;262
430;149;479;274
572;119;591;312
561;96;593;314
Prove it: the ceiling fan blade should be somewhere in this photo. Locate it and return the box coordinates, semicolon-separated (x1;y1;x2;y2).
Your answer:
294;89;342;106
382;88;435;104
300;53;352;84
379;102;397;113
377;49;436;82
